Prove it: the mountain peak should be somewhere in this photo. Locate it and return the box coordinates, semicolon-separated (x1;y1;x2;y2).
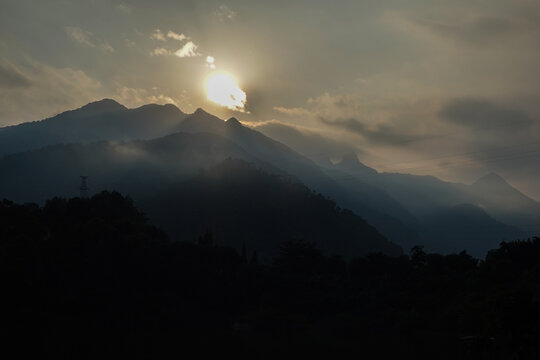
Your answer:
133;102;183;114
226;117;242;127
340;152;361;166
79;98;126;114
193;107;211;116
336;152;378;176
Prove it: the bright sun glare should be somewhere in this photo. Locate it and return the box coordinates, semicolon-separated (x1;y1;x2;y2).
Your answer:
205;72;247;112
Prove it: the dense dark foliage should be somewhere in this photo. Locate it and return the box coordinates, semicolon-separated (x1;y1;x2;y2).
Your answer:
1;192;539;359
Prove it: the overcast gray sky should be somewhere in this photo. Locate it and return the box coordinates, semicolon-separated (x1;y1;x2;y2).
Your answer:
1;0;540;199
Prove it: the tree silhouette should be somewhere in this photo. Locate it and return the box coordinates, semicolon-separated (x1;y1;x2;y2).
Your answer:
1;191;539;359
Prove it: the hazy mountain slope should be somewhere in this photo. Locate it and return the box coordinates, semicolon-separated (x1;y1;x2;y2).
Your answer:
175;111;333;191
357;168;539;239
374;173;471;216
421;204;525;257
471;173;537;209
255;121;357;167
255;126;537;231
251;125;473;217
0;99;187;157
327;169;418;225
0;132;255;203
468;173;540;237
331;153;539;235
142;159;402;261
247;126;532;254
334;152;378;177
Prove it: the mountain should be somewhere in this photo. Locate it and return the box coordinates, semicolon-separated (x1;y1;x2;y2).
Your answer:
0;120;421;251
334;152;378;177
0;100;466;252
0;99;187;157
470;173;538;210
252;128;535;253
365;170;540;240
174;110;331;189
468;173;540;237
422;203;525;257
323;154;522;254
173;110;424;249
325;169;421;250
142;158;402;261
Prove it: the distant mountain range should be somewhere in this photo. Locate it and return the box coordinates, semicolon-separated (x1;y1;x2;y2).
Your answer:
257;122;539;237
0;98;536;257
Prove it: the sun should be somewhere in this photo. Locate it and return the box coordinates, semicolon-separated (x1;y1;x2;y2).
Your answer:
205;72;247;112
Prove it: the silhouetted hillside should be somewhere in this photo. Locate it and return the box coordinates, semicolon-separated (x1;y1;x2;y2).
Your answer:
142;159;401;260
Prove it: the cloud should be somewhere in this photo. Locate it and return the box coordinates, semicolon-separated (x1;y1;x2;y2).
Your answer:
100;43;115;53
150;29;166;41
150;47;170;56
116;3;131;14
148;29;205;61
0;59;102;125
124;39;136;48
167;31;187;41
0;63;31;88
149;41;201;59
320;117;426;146
64;26;114;52
440;99;534;131
217;5;236;20
206;56;216;69
273;106;311;117
65;26;95;47
174;41;200;58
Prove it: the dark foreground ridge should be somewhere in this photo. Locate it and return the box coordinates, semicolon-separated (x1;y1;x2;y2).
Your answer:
1;191;540;359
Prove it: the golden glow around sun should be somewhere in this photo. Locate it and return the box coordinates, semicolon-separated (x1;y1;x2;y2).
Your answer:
205;72;247;112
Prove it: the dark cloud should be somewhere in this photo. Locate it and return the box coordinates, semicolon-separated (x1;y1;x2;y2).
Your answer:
440;99;534;131
320;117;425;146
0;63;31;88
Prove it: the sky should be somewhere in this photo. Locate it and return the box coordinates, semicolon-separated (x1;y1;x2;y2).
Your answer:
1;0;540;199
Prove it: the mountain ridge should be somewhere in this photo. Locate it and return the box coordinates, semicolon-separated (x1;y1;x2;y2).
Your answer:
1;99;533;256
